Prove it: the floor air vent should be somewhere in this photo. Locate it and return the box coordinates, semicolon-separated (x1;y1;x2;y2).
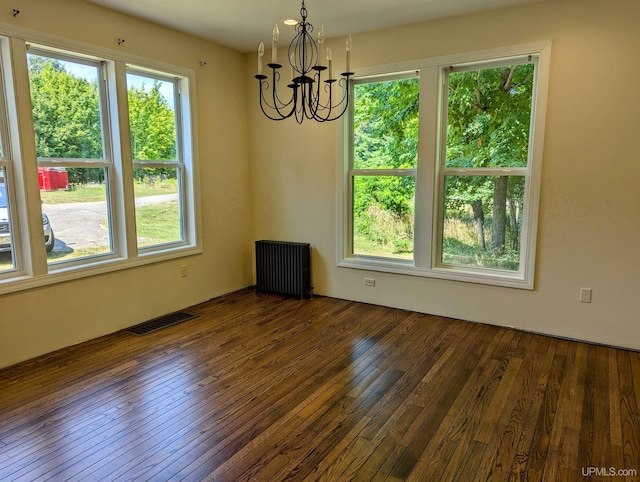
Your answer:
123;312;198;336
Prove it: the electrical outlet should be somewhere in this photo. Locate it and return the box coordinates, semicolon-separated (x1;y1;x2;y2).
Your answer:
181;265;188;278
364;278;375;287
579;288;591;303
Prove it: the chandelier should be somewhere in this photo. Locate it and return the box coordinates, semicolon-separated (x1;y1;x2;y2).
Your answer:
254;0;353;124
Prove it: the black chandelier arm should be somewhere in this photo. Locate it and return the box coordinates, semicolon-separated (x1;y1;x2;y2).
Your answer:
304;75;352;122
258;83;299;121
261;66;297;112
255;65;307;121
256;77;296;121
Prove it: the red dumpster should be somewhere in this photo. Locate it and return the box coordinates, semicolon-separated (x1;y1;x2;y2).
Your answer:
38;167;68;191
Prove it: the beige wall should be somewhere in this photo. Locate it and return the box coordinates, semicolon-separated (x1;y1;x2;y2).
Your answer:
1;0;638;369
248;0;640;349
0;0;253;368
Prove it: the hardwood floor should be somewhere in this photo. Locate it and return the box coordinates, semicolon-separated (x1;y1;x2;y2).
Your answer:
1;289;639;481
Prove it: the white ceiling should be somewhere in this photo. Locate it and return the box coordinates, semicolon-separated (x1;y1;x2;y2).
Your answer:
84;0;544;53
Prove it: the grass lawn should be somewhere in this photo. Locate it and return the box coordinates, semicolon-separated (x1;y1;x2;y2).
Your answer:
136;201;181;247
0;200;182;271
353;235;413;260
40;180;178;204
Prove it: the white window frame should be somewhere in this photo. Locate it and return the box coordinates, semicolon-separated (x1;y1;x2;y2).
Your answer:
126;67;188;252
349;70;419;263
0;23;201;295
0;50;16;278
338;42;551;289
28;47;118;268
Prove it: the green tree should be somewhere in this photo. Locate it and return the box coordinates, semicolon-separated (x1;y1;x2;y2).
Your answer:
353;77;419;218
446;64;534;255
128;81;177;183
128;81;176;163
28;56;178;185
352;64;533;264
352;78;419;255
28;55;104;183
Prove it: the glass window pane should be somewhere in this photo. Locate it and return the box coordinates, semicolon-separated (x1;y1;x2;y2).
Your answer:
353;175;414;259
0;168;16;272
445;63;534;169
127;73;177;162
39;167;113;264
133;167;182;248
27;54;104;159
353;78;419;170
442;175;524;271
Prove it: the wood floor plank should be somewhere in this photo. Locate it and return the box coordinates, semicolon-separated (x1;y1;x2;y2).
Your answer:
184;311;442;481
0;289;638;481
237;314;451;482
522;338;569;482
404;328;518;481
618;350;640;474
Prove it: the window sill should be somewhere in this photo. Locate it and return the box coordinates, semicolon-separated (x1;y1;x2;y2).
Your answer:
337;256;533;290
0;244;201;296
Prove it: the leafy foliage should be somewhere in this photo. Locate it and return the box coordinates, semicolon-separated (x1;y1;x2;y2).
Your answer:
446;65;533;169
128;82;176;162
352;63;534;268
29;55;104;183
352;78;419;257
28;55;178;184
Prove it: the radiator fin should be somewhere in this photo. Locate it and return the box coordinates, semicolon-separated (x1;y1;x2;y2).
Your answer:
255;240;311;299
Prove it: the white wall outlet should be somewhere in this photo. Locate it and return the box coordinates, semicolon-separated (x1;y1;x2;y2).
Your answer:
364;278;375;287
579;288;591;303
181;265;188;278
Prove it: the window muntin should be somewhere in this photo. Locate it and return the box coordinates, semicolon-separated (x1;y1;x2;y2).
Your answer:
350;75;419;260
127;70;185;250
27;50;115;265
343;48;546;288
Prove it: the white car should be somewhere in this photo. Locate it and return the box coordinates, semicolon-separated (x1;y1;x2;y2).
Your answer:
0;183;55;253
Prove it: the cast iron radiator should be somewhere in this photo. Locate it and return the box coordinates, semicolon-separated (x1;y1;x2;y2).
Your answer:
255;240;312;299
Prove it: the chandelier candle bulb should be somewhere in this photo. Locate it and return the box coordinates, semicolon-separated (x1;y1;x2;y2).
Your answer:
272;24;279;64
327;48;333;79
346;34;352;73
318;27;325;67
258;42;264;75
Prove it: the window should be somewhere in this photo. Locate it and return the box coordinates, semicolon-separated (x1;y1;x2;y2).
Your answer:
0;31;199;294
28;50;114;265
351;75;419;261
127;70;184;250
341;43;550;288
439;62;534;272
0;52;18;276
